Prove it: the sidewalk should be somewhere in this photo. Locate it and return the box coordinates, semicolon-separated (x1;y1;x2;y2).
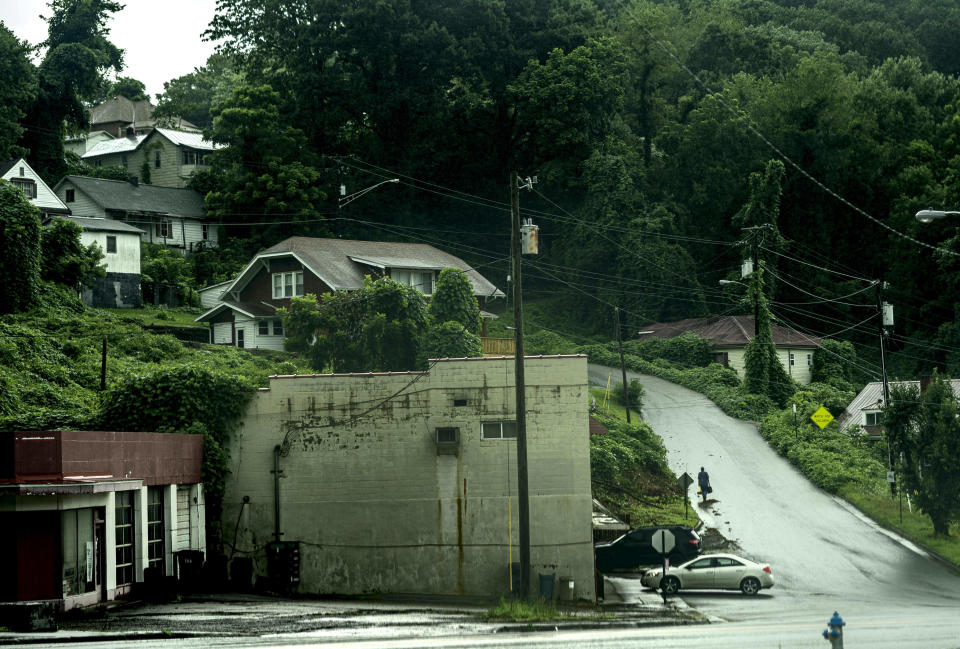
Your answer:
0;583;704;644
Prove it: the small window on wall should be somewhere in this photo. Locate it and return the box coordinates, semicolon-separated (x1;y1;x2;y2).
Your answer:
106;235;117;253
259;320;269;335
273;319;283;335
155;150;162;168
156;219;172;238
482;421;518;440
789;353;795;366
202;223;209;240
864;411;881;427
66;188;75;202
807;354;812;367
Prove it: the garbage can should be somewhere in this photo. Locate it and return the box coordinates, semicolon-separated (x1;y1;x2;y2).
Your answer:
539;573;555;600
558;576;575;601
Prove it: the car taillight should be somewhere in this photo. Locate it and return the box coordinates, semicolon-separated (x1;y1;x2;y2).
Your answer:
762;565;772;574
688;539;699;545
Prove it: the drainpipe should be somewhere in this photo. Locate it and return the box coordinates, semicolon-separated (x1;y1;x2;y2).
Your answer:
273;445;282;543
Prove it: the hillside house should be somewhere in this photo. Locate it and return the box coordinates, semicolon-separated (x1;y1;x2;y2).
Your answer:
87;96;200;138
81;127;219;189
53;175;216;252
224;355;595;599
641;315;821;384
0;159;70;219
837;378;960;437
196;237;503;349
0;431;205;611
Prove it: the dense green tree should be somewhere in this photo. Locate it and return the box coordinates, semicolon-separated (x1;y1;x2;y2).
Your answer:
811;339;860;389
283;277;428;372
0;24;37;161
0;181;42;314
154;53;243;129
202;84;325;244
428;268;481;334
421;321;482;361
141;244;193;306
18;0;124;182
885;373;960;536
39;218;105;290
93;75;148;103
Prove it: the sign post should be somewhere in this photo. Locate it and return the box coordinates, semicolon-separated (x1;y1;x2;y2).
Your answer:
651;528;676;595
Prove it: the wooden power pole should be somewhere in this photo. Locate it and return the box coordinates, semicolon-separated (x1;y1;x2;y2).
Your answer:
510;171;531;598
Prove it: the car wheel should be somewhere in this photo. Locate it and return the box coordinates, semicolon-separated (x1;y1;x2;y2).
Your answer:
740;577;761;595
661;576;680;594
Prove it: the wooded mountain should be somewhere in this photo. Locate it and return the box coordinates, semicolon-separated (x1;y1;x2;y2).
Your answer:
8;0;960;381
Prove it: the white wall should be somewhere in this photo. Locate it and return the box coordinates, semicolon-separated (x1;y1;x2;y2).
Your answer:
79;230;141;274
722;346;814;385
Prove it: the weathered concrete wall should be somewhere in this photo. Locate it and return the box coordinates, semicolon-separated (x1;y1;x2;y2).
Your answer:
223;355;595;600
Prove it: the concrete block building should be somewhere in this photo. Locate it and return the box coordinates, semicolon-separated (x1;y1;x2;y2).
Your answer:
223;355;595;600
0;431;205;610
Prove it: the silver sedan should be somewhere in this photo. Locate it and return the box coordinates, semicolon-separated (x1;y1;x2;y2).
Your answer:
640;553;774;595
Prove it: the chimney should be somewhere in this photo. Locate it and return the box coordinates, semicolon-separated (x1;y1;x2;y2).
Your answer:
125;126;136;140
128;176;139;187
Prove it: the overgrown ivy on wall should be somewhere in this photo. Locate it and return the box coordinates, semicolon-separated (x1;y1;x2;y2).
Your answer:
97;364;257;536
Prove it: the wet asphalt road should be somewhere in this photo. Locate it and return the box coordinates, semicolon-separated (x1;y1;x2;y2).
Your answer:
589;365;960;642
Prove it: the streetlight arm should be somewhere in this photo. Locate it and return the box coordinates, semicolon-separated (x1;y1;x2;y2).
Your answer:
339;178;400;207
915;209;960;223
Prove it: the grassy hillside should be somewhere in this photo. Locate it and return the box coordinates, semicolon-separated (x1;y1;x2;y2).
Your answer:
0;284;309;432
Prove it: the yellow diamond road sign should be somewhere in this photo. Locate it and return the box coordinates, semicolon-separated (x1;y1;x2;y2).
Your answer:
811;406;834;429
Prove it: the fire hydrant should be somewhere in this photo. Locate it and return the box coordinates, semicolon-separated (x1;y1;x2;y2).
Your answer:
822;611;845;648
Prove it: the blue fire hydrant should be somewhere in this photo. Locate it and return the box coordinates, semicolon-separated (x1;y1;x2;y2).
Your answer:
822;611;845;648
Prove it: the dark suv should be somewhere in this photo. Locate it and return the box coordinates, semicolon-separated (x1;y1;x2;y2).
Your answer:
595;526;701;572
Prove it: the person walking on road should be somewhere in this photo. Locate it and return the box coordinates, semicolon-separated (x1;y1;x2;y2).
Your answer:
697;466;711;502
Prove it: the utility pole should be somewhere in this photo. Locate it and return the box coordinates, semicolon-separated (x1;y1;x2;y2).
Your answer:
749;228;760;337
616;307;630;423
510;171;531;599
876;281;894;495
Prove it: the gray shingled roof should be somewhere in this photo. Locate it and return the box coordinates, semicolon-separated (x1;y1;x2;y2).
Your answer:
259;237;504;297
60;215;145;234
640;315;820;347
56;176;206;218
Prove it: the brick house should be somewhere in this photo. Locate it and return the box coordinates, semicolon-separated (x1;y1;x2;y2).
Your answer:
223;355;595;599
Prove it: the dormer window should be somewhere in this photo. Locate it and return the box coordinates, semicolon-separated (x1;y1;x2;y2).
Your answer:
864;411;881;427
272;271;303;298
391;269;433;294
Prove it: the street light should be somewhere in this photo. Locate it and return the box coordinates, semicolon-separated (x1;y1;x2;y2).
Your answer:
915;209;960;223
718;279;746;287
338;178;400;207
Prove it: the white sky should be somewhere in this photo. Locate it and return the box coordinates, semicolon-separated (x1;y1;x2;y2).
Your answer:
0;0;220;100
